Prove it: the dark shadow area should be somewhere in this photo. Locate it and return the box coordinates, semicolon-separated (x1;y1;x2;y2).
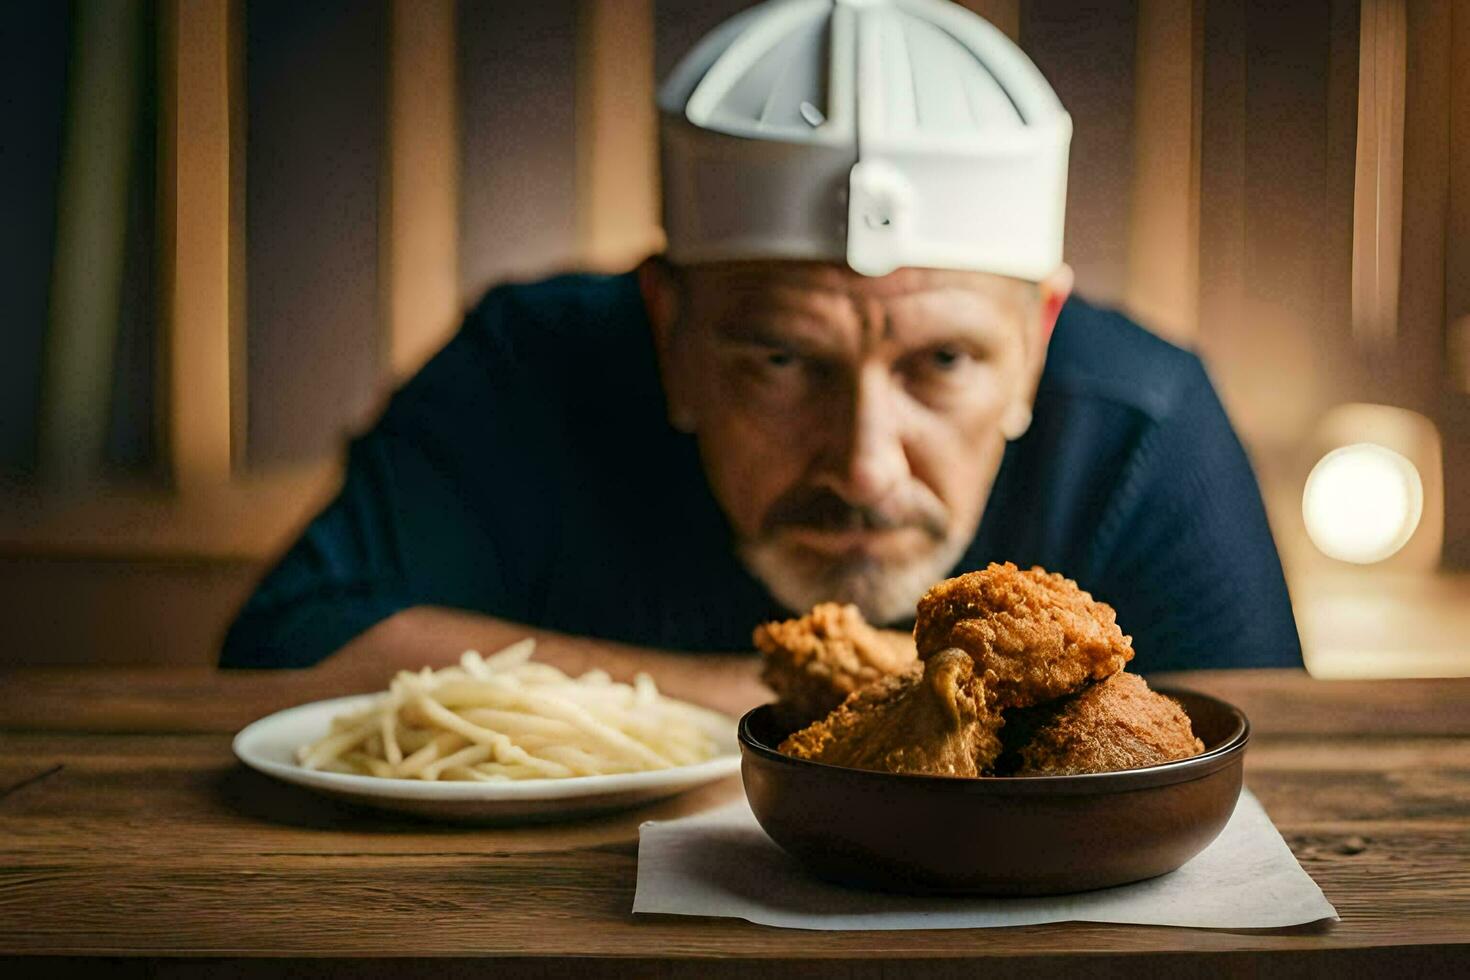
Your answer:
10;944;1462;979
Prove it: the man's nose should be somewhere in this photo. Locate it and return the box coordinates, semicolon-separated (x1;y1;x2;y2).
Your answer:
819;366;910;507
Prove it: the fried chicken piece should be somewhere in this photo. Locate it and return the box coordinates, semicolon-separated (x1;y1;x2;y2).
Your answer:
755;603;917;730
778;649;1003;777
914;563;1133;710
999;672;1205;776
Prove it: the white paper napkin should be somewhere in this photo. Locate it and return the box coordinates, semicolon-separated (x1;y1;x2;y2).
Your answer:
634;789;1337;930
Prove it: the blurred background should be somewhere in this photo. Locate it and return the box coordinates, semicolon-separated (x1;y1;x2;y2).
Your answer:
1;0;1466;676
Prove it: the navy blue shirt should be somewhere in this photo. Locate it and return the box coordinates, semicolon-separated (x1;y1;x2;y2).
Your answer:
221;272;1302;671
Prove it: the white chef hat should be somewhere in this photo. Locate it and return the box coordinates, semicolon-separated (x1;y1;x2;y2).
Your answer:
657;0;1072;281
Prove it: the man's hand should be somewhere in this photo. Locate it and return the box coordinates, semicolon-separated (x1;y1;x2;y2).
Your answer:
319;606;771;718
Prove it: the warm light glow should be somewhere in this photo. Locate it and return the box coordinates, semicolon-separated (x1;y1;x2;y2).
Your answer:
1303;443;1423;564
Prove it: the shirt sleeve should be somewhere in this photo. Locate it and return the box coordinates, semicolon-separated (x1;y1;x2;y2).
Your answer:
218;434;423;668
1090;359;1304;672
219;288;549;669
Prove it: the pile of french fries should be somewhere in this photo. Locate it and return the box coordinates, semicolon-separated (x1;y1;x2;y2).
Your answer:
296;641;722;781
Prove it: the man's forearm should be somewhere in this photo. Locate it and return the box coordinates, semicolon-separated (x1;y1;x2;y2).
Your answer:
320;606;771;717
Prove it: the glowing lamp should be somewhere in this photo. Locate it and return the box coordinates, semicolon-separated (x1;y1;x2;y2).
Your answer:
1302;444;1423;564
1300;404;1443;570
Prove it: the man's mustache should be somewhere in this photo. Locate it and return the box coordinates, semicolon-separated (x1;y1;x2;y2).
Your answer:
762;486;948;540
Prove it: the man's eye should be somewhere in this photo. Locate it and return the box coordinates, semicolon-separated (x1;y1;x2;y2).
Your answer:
927;346;969;371
764;349;797;368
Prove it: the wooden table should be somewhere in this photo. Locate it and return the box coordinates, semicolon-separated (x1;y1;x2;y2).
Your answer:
1;666;1467;976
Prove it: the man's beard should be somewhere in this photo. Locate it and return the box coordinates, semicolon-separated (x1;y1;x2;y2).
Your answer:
738;532;971;626
734;483;972;626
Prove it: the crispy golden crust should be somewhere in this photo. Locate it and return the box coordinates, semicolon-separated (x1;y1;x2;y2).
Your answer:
1000;672;1204;776
914;562;1133;709
755;602;917;730
777;650;1004;777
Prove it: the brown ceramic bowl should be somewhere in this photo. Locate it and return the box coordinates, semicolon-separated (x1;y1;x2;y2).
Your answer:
739;687;1248;895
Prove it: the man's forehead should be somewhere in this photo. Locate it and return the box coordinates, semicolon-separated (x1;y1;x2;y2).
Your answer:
679;260;1029;305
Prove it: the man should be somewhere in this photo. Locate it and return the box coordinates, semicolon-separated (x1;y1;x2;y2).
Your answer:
222;0;1301;695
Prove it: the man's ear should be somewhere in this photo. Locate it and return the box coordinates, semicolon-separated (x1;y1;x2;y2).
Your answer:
1038;262;1073;342
636;256;697;433
637;255;679;353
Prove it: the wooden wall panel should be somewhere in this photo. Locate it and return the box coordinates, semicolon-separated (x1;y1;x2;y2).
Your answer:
0;557;258;667
244;0;386;467
1125;0;1202;345
1197;0;1360;456
169;0;238;488
457;0;579;301
958;0;1019;41
1448;1;1470;564
37;0;148;483
1323;0;1363;385
577;0;659;271
653;0;753;89
1396;0;1467;566
1451;1;1470;390
386;0;461;381
0;2;70;475
106;30;160;481
1397;0;1450;418
1352;0;1407;348
1020;0;1138;307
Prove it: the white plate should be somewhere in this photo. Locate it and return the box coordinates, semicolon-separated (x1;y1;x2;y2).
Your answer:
233;693;742;823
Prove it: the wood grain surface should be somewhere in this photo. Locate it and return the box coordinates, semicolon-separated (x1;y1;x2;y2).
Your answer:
1;667;1468;976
